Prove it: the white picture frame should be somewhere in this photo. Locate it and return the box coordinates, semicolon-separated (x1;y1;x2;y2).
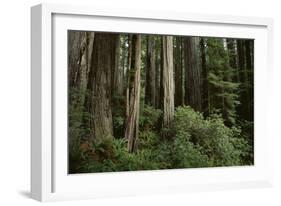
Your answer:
31;3;274;202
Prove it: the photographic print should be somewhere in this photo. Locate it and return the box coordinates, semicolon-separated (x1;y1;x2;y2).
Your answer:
68;31;254;174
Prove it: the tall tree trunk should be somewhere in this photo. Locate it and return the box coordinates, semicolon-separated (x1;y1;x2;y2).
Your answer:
110;34;121;129
125;34;142;153
181;38;185;105
90;33;117;143
126;35;132;119
200;37;209;117
174;37;183;107
227;39;240;82
237;40;247;83
159;38;164;111
112;35;122;97
68;31;95;143
81;34;96;141
79;32;95;106
161;36;174;128
68;31;93;101
245;40;253;76
145;35;156;107
222;38;233;125
121;35;127;95
184;37;202;111
68;31;84;88
245;40;254;121
237;39;250;120
155;36;161;109
86;32;95;78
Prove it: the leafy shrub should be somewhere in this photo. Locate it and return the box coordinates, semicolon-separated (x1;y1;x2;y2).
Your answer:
172;106;251;167
138;105;162;149
112;94;126;138
78;138;160;173
138;130;160;149
69;105;252;174
112;115;125;138
170;134;210;168
139;105;162;130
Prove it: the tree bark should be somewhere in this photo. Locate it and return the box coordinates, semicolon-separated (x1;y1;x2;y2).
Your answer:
112;35;123;97
245;40;254;85
184;37;202;111
79;32;95;106
145;35;156;107
68;31;95;143
125;35;132;119
237;40;247;83
81;34;96;141
155;36;161;109
227;39;240;82
124;34;142;153
200;37;209;117
237;39;250;120
121;35;127;95
245;40;254;121
222;38;233;125
90;33;118;143
68;31;84;88
161;36;175;128
174;37;184;107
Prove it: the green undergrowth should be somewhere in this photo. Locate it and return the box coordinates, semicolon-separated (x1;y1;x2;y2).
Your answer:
69;105;252;174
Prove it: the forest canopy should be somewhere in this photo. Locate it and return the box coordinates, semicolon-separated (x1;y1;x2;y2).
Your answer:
68;31;254;173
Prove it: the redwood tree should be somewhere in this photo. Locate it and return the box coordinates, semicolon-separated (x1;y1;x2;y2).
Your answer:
161;36;174;128
90;33;118;143
174;37;184;107
184;37;202;111
145;35;156;107
124;34;142;152
200;37;209;117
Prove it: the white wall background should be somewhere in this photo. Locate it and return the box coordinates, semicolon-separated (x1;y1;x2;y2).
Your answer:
0;0;280;205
